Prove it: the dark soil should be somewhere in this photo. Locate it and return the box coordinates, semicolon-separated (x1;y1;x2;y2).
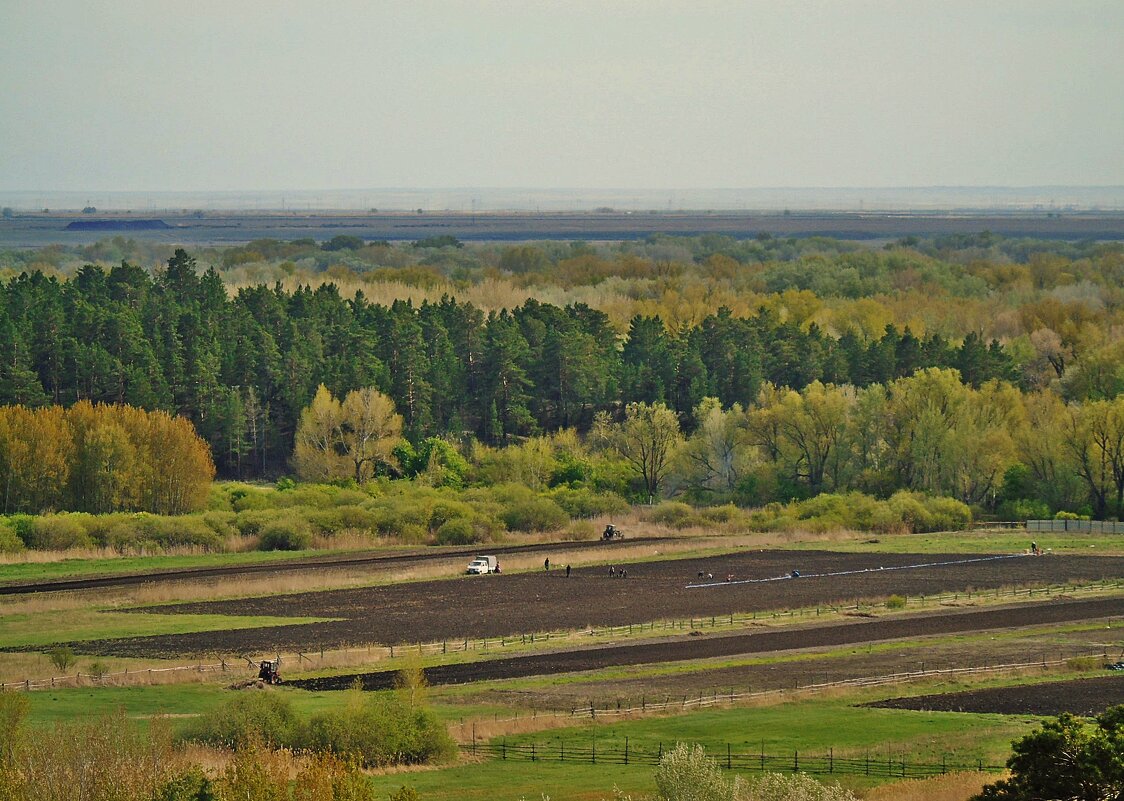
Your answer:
869;675;1124;717
288;597;1124;691
57;550;1123;658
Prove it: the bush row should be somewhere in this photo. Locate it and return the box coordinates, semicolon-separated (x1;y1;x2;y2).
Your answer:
0;480;630;553
644;491;972;534
184;684;455;768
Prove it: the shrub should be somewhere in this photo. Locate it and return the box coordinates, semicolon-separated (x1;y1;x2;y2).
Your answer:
499;497;569;533
234;508;285;537
5;514;35;548
186;691;301;750
156;767;215;801
48;647;76;673
548;487;629;519
304;686;456;767
646;502;698;529
257;518;313;551
744;772;858;801
997;498;1051;522
885;594;907;609
27;514;94;550
433;517;484;545
0;520;24;553
920;495;971;531
653;743;743;801
308;505;381;536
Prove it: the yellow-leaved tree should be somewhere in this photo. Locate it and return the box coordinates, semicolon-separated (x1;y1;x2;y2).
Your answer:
293;385;403;483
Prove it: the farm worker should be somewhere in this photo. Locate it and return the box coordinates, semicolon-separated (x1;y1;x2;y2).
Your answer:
544;558;550;571
609;565;616;577
494;560;501;574
566;564;571;578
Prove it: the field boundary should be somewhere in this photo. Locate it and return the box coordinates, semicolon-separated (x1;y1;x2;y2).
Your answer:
448;653;1107;731
463;740;1005;778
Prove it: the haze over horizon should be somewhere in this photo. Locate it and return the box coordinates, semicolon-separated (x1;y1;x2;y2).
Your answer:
2;1;1122;194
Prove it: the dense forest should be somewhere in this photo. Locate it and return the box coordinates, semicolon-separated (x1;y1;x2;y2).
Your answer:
0;249;1016;475
2;233;1123;518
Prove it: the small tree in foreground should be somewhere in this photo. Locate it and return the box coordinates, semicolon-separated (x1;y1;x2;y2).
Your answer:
972;705;1124;800
653;743;742;801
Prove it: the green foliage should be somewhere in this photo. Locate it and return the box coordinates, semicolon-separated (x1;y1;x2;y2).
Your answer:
186;691;302;750
26;514;94;550
547;486;628;518
156;767;215;801
304;687;456;768
972;705;1124;800
885;594;907;609
0;520;24;553
47;647;76;673
652;743;743;801
498;495;569;533
997;497;1051;521
744;772;858;801
646;502;700;529
257;518;313;550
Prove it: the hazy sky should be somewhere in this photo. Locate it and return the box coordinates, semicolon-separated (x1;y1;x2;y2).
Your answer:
2;1;1122;192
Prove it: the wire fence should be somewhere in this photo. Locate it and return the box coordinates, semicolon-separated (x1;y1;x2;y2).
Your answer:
464;740;1005;778
448;653;1107;732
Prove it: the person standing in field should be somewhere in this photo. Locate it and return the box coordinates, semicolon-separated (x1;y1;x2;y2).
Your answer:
544;558;550;571
566;564;571;578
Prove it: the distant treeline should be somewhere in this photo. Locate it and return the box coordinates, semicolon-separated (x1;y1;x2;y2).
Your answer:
0;250;1017;478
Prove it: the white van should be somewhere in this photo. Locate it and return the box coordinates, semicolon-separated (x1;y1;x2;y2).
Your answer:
466;555;499;574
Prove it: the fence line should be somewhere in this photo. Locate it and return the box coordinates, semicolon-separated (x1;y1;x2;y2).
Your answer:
464;740;1004;778
0;659;234;691
1026;519;1124;534
451;653;1105;732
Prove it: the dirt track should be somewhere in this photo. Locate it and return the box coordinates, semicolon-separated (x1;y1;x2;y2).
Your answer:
0;538;667;595
50;550;1124;658
288;597;1124;691
870;674;1124;717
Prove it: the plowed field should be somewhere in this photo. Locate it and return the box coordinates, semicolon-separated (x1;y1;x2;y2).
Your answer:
286;597;1124;691
870;674;1124;716
47;550;1124;658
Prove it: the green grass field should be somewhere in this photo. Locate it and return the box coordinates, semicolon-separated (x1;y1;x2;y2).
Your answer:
366;699;1036;801
0;608;333;649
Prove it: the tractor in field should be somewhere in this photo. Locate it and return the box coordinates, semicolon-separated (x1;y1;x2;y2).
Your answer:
257;658;282;685
601;524;624;541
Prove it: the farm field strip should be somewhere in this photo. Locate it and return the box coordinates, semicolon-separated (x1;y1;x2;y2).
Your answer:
0;537;678;595
287;596;1124;691
687;552;1030;588
870;673;1124;716
59;549;1124;658
445;619;1124;705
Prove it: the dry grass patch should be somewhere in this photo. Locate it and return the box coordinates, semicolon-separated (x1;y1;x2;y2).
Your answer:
862;771;995;801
